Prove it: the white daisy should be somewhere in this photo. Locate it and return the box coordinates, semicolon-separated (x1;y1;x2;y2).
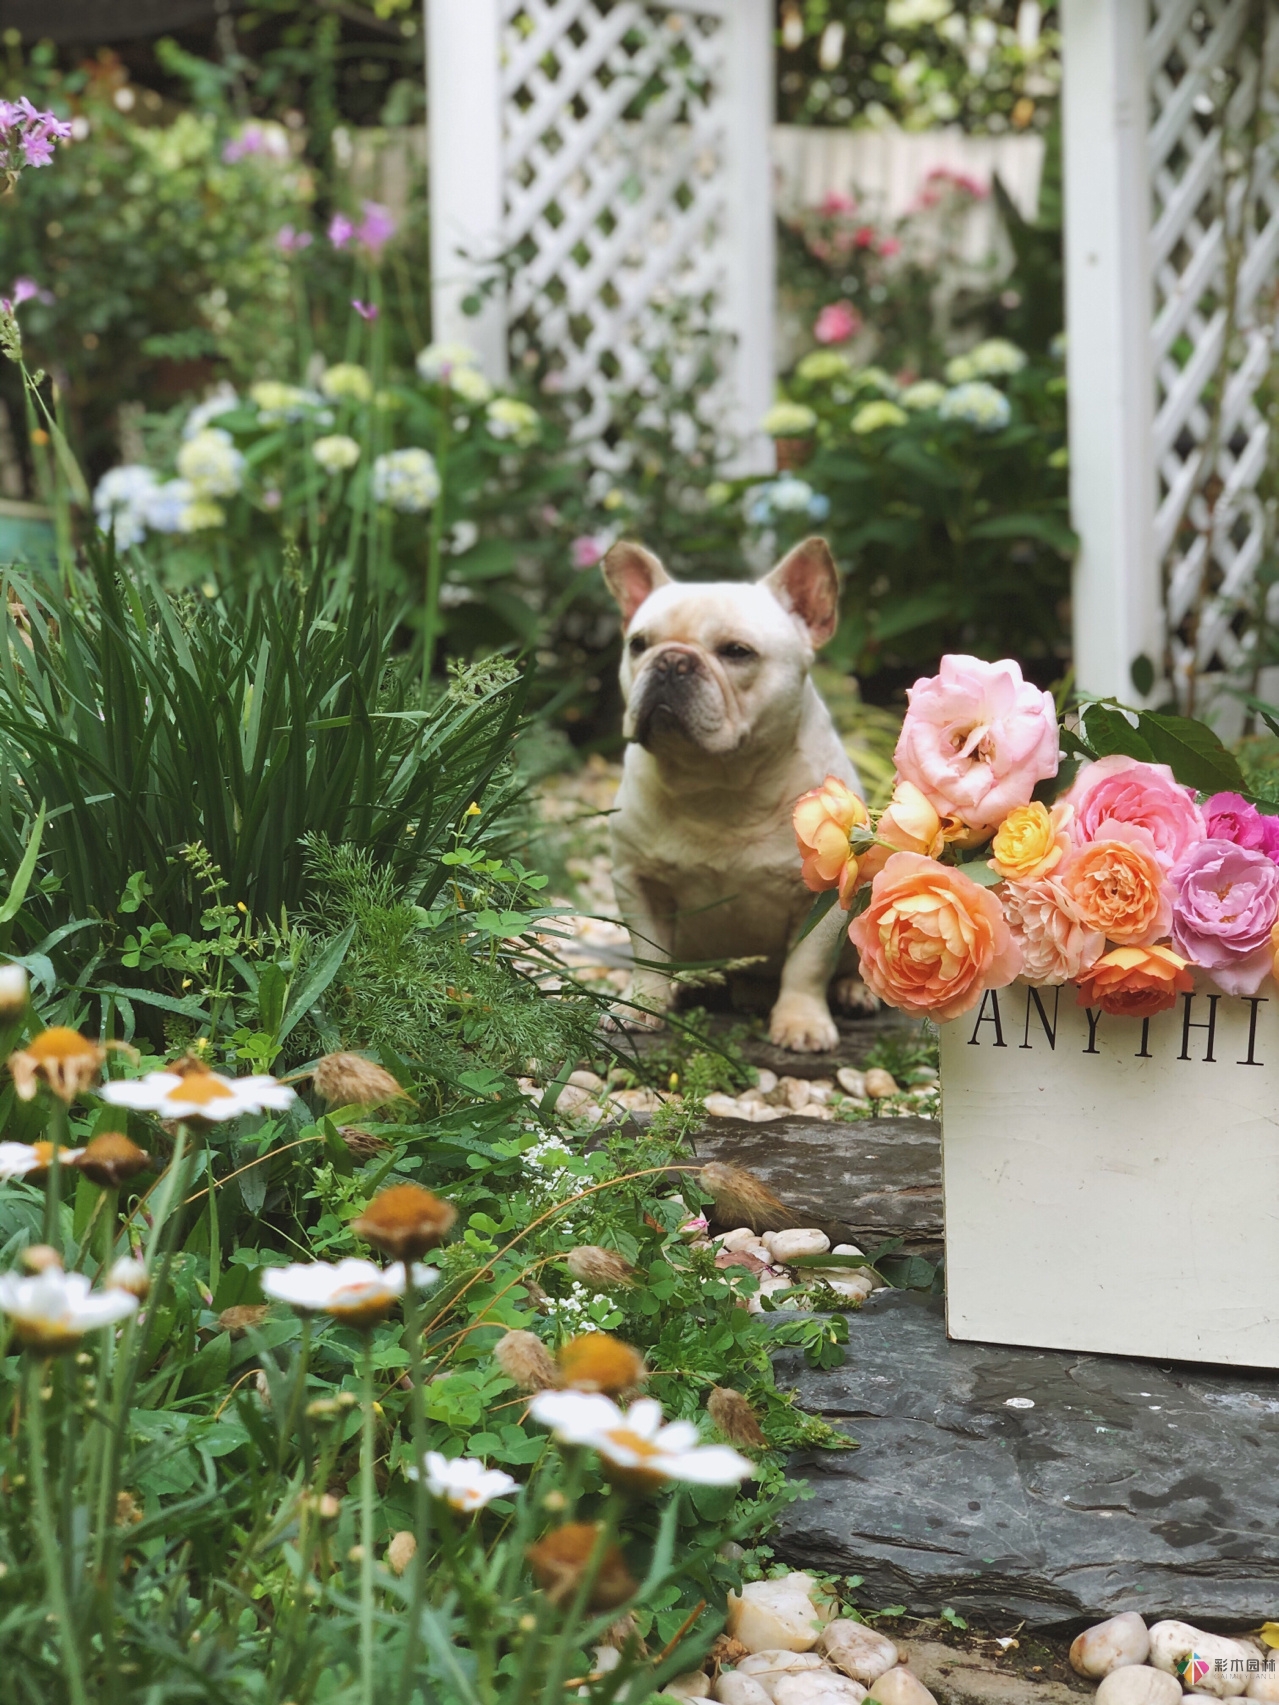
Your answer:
99;1066;296;1123
260;1257;437;1325
0;1267;138;1351
106;1257;150;1298
415;1451;519;1512
528;1391;753;1486
0;1141;84;1182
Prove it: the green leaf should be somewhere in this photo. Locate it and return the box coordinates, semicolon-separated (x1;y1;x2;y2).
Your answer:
968;512;1078;554
257;961;288;1038
795;887;839;944
1058;726;1095;761
277;922;356;1044
319;1115;355;1177
871;587;955;642
117;869;152;915
955;858;1002;888
1137;711;1245;794
1130;652;1156;697
46;417;91;506
1081;703;1154;761
0;802;43;926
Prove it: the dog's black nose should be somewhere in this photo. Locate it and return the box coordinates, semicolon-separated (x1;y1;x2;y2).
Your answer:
652;649;698;679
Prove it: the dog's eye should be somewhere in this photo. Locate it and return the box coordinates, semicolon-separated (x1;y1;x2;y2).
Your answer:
717;642;756;662
628;635;647;656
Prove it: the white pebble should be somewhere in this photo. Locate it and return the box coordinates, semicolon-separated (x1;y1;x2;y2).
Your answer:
738;1652;826;1679
832;1243;865;1257
772;1672;866;1705
796;1103;836;1122
865;1669;937;1705
705;1093;747;1120
1095;1668;1182;1705
1245;1667;1279;1702
718;1229;759;1252
1149;1623;1251;1698
726;1584;823;1654
836;1067;866;1098
824;1272;874;1303
764;1229;830;1262
716;1676;774;1705
568;1069;605;1091
755;1069;779;1095
819;1620;898;1685
1070;1613;1150;1679
663;1672;711;1699
863;1069;899;1099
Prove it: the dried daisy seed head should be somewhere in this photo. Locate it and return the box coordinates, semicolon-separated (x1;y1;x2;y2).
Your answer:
114;1490;143;1528
9;1028;108;1104
75;1132;152;1188
20;1244;63;1274
313;1052;406;1110
386;1530;417;1576
698;1161;796;1233
219;1304;270;1336
707;1385;766;1450
339;1125;391;1162
526;1521;636;1609
350;1183;457;1260
600;1611;644;1653
556;1331;645;1395
494;1328;557;1393
565;1246;635;1289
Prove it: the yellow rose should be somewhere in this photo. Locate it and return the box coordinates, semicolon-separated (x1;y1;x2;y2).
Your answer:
989;801;1073;884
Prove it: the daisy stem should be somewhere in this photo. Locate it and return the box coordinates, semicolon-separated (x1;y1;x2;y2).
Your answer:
27;1357;90;1705
45;1100;71;1249
395;1285;431;1704
205;1148;220;1301
360;1337;376;1705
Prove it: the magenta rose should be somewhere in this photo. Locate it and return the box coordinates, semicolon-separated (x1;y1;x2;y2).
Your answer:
1202;791;1279;861
1064;755;1204;873
1170;838;1279;995
893;654;1059;837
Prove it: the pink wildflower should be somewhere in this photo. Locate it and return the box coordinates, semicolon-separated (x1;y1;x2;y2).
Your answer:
352;300;379;321
813;301;861;346
354;201;396;259
275;225;313;255
329;214;354;250
570;536;607;571
877;236;902;258
819;190;857;216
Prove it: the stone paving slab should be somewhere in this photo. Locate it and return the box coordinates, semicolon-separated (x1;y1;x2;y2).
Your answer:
772;1291;1279;1627
693;1114;942;1255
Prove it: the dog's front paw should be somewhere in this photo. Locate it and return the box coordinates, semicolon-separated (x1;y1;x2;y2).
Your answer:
829;974;881;1015
769;992;839;1054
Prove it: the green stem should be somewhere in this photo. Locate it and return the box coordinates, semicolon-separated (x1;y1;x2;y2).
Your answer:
205;1147;220;1302
27;1358;90;1705
44;1099;71;1248
395;1285;431;1704
360;1338;377;1705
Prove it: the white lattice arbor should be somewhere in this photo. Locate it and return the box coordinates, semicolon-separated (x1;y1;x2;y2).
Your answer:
426;0;773;463
1064;0;1279;717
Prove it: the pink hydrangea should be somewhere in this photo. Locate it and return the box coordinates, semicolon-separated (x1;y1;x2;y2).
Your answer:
1064;755;1204;873
1000;876;1106;986
894;654;1060;836
1170;838;1279;995
813;301;861;345
1201;791;1279;862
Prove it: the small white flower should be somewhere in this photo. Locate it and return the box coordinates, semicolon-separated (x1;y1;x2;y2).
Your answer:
261;1256;436;1323
319;363;374;404
529;1391;753;1486
99;1067;296;1122
953;337;1027;380
183;386;239;440
372;448;441;514
177;428;245;498
249;381;329;425
106;1257;150;1298
142;479;225;535
93;465;158;549
450;366;493;405
900;380;947;411
938;380;1012;432
0;1267;137;1350
0;1142;84;1182
0;962;29;1015
416;1451;519;1511
312;434;361;473
485;396;540;445
761;402;817;437
416;341;483;384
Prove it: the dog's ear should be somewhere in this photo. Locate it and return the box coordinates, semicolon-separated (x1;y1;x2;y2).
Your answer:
763;538;840;648
602;541;671;627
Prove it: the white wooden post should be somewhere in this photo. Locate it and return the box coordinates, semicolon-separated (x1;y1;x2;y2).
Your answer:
1061;0;1160;704
425;0;509;383
722;0;776;473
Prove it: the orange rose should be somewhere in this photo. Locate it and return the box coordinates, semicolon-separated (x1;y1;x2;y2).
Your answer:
1058;823;1171;945
847;851;1022;1022
860;779;968;884
793;775;869;906
1074;945;1193;1017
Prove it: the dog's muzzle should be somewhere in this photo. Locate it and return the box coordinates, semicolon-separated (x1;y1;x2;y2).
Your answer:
630;647;704;748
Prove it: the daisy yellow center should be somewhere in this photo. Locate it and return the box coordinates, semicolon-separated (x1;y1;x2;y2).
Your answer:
165;1073;235;1105
602;1427;661;1460
29;1027;95;1061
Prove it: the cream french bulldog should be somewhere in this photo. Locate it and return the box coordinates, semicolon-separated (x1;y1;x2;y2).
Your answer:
602;535;870;1053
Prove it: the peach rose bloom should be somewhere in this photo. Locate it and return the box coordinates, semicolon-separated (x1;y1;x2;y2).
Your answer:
848;851;1021;1022
860;779;971;884
989;800;1074;884
894;654;1059;836
1058;821;1171;946
1074;945;1193;1017
1000;875;1105;985
793;775;869;907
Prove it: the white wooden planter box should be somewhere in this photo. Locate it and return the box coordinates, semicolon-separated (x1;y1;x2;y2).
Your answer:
939;979;1279;1370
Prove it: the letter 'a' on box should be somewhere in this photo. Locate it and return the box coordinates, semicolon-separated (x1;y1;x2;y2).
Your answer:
940;981;1279;1369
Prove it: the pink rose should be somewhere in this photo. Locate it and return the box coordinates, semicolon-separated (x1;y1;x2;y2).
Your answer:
1170;838;1279;995
1064;755;1204;873
1202;791;1279;861
813;300;862;346
819;190;857;216
893;654;1060;836
1000;876;1106;985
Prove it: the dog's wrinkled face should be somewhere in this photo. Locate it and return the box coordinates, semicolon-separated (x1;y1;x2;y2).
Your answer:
603;539;840;758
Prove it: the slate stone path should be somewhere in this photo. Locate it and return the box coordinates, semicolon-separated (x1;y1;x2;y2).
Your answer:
772;1289;1279;1628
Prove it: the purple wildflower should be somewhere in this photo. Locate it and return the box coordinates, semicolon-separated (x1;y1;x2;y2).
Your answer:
276;224;314;255
351;299;379;322
328;214;354;250
355;200;396;259
9;278;51;307
0;97;72;180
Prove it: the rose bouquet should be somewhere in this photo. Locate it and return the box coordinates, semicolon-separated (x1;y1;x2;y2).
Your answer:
792;654;1279;1022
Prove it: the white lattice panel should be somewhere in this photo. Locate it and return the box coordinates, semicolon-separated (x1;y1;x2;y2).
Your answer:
1148;0;1279;702
427;0;773;459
